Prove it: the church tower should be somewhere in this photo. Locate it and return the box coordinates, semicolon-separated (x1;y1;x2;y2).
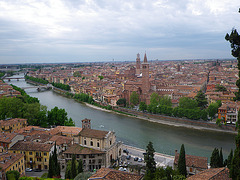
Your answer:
141;53;150;94
82;118;91;129
136;53;141;75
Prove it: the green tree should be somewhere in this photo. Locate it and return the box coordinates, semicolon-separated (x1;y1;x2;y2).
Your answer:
195;90;208;109
150;92;159;106
71;154;77;179
179;97;198;109
210;148;220;168
159;95;172;107
219;147;223;167
78;159;83;174
144;141;156;180
98;75;104;80
227;149;233;169
139;101;147;112
215;84;227;92
130;91;139;106
73;71;81;77
225;14;240;100
48;142;60;178
116;98;126;107
207;103;219;119
6;170;20;180
177;144;187;177
230;129;240;179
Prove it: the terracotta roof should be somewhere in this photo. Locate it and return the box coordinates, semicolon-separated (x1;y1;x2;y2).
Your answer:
187;167;231;180
89;167;143;180
0;118;27;126
63;144;104;155
49;135;73;146
0;132;19;143
10;141;53;152
79;128;109;139
49;126;82;136
174;151;208;169
0;153;24;171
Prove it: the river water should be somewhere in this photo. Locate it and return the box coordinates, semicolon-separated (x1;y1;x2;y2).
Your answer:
8;75;236;160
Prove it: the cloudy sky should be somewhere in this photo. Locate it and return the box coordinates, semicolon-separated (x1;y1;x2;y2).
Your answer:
0;0;240;64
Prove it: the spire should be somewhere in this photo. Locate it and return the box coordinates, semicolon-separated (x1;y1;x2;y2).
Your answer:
144;52;147;63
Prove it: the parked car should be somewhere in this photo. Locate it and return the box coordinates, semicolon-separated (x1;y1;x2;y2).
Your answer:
25;168;32;172
134;157;139;161
123;149;129;154
34;169;42;172
126;155;131;160
138;158;143;162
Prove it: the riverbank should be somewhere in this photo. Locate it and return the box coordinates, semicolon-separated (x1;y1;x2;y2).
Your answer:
85;103;237;134
24;78;237;134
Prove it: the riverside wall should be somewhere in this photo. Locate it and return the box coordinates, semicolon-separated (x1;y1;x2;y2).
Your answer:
113;107;237;133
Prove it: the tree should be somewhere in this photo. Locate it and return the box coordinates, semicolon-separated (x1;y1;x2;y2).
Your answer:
195;90;208;109
150;92;159;106
116;98;126;107
130;91;139;106
6;170;20;180
71;154;77;178
177;144;187;177
215;84;227;92
210;148;220;168
207;103;219;119
98;75;104;80
159;95;172;107
73;71;81;77
139;101;147;112
219;147;224;167
78;159;83;174
230;129;240;179
144;141;156;180
225;19;240;100
227;149;233;169
179;97;198;109
48;142;60;178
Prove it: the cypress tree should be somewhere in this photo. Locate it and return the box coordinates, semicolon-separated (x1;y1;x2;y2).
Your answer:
210;148;220;168
144;141;156;180
227;149;233;169
230;129;240;179
71;154;77;178
48;142;60;178
219;147;224;167
177;144;187;177
48;155;53;178
78;159;83;174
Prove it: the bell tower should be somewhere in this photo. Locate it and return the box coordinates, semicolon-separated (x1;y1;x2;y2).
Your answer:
141;53;150;94
136;53;141;75
82;118;91;129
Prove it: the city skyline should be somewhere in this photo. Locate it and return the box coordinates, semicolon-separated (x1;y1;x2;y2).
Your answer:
0;0;240;64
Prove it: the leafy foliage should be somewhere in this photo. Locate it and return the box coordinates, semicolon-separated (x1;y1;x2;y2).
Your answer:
73;71;81;77
195;90;208;109
74;93;94;104
25;75;49;84
130;91;139;106
52;82;70;91
179;97;198;109
177;144;187;177
230;129;240;179
144;141;156;180
210;148;222;168
116;98;126;107
6;170;20;180
139;101;147;111
215;84;227;92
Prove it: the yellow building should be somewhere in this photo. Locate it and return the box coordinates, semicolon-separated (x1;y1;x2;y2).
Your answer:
9;141;54;170
0;153;25;180
0;118;27;133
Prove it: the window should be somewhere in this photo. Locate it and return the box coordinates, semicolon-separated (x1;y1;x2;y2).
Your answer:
45;158;47;162
83;155;86;159
84;140;86;145
90;141;93;146
97;142;100;147
30;158;33;161
29;152;32;155
110;140;112;145
44;152;47;156
45;165;48;169
13;151;15;153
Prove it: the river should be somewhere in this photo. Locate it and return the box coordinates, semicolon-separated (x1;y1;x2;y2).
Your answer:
8;75;236;160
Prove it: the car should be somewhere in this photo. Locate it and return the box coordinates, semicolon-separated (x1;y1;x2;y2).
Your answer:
134;157;139;161
126;155;131;160
34;169;42;172
138;158;143;162
25;168;32;172
123;149;129;154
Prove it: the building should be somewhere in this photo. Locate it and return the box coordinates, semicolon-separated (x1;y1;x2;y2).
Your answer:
9;141;55;170
0;118;27;133
0;132;24;152
174;150;208;176
78;119;122;168
187;167;231;180
0;153;25;180
63;143;105;172
218;102;239;124
88;167;143;180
